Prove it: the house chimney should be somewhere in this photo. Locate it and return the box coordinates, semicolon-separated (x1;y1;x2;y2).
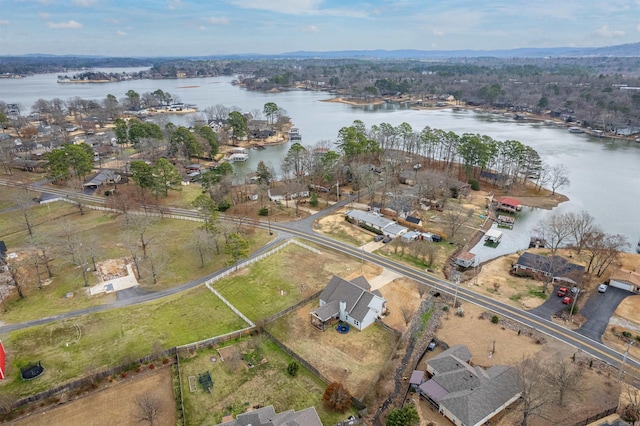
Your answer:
339;300;346;319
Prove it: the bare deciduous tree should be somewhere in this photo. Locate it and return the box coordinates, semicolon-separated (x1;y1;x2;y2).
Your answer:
133;394;163;426
442;204;473;241
400;306;413;326
517;357;551;426
543;359;585;406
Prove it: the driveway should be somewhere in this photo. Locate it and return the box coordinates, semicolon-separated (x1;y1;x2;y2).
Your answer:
529;285;574;320
576;286;630;342
529;284;630;343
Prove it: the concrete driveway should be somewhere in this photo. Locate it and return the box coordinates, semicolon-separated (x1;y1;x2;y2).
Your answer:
576;286;630;342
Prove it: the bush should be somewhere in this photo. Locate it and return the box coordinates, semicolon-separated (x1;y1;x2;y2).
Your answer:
322;382;351;412
218;199;232;212
468;179;480;191
309;192;319;207
491;315;499;324
622;331;632;338
286;361;299;377
386;405;419;426
162;358;169;365
120;372;127;378
258;207;269;216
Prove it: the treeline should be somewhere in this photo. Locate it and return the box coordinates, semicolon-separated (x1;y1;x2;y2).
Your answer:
0;56;152;76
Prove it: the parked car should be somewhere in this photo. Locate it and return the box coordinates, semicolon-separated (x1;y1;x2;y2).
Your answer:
382;236;392;244
562;296;573;305
557;287;568;297
373;235;384;242
598;284;608;293
427;341;437;351
430;234;442;242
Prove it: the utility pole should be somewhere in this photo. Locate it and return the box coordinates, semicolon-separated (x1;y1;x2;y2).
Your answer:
617;341;634;382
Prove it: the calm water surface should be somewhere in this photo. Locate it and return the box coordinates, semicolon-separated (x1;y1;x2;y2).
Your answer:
1;70;639;258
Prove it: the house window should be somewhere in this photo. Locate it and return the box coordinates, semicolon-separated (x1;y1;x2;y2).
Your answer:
354;320;359;326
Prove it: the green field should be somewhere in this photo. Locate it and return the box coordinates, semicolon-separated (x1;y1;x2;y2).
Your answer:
213;243;360;322
0;204;272;323
2;285;247;397
179;336;353;425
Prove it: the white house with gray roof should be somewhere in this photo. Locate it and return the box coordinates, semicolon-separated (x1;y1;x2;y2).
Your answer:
419;345;522;426
310;275;387;331
217;404;321;426
345;209;408;238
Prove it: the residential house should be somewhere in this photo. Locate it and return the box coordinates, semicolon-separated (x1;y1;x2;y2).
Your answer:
608;268;640;293
454;251;476;268
82;169;121;189
419;345;522;426
218;405;322;426
310;275;387;331
345;210;408;238
268;184;309;202
512;252;585;285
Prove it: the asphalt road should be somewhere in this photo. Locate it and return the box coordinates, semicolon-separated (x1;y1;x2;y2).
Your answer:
577;286;630;341
1;183;638;377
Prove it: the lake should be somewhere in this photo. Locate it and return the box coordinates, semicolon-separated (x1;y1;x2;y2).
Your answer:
1;69;639;259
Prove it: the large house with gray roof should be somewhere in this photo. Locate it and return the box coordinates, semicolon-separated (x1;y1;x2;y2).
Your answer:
310;275;387;331
418;345;522;426
512;252;584;285
217;404;322;426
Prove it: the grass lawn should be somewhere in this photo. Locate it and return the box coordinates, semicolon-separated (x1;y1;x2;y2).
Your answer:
1;205;273;323
213;243;362;322
2;285;247;398
267;301;398;399
376;240;457;274
179;336;354;425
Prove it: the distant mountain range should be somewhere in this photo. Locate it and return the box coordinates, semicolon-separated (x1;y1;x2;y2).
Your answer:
274;42;640;59
5;42;640;61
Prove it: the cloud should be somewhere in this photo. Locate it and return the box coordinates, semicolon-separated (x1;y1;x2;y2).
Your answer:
432;28;444;36
230;0;368;17
300;25;319;32
207;17;229;25
38;11;50;19
116;30;127;36
104;18;120;24
199;26;206;31
167;0;182;10
0;20;8;25
47;20;83;29
72;0;97;6
594;24;625;38
637;24;640;32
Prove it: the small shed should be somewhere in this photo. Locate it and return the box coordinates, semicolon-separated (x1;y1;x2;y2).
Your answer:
401;231;421;242
454;251;476;268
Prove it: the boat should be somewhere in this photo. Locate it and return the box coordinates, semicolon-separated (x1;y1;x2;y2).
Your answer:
568;126;584;133
637;238;640;254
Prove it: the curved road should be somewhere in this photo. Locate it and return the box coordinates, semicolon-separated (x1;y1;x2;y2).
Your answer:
1;182;638;378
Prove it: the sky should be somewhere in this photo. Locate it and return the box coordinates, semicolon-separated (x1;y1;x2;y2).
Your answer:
1;0;639;56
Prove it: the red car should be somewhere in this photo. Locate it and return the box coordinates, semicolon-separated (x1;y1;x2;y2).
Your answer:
562;296;572;305
557;287;568;297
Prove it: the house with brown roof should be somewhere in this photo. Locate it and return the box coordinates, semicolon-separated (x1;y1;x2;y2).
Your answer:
310;275;387;331
419;345;522;426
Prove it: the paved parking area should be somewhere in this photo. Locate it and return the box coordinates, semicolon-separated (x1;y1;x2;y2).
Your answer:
530;284;630;342
576;286;630;342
